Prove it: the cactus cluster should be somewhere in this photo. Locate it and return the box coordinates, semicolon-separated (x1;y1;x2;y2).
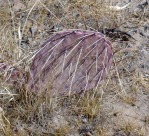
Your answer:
0;30;113;95
28;29;113;95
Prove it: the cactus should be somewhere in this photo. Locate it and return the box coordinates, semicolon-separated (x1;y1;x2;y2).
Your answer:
28;29;113;95
0;62;25;87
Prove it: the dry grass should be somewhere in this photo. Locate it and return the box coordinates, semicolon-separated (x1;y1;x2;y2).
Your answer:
0;0;149;135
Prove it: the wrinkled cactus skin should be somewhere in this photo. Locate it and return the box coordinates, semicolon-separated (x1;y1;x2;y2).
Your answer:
28;29;113;95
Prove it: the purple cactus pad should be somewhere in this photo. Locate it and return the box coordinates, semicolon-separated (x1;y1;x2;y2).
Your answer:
0;62;25;87
28;29;113;95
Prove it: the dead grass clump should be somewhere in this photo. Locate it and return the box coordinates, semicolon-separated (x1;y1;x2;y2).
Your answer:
52;124;70;136
0;2;9;25
116;121;145;136
72;92;100;120
121;95;136;106
58;0;127;30
1;90;58;135
0;107;13;136
95;125;107;136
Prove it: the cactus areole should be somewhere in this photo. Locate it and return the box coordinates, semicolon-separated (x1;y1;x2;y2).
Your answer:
28;29;113;95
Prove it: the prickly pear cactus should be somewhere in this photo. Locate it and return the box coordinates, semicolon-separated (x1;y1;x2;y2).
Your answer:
0;62;25;87
28;29;113;95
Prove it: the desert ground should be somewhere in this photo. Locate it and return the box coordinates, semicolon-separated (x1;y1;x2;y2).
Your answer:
0;0;149;136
